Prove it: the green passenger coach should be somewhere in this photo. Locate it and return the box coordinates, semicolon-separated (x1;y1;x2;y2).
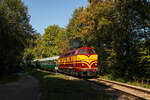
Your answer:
32;56;59;71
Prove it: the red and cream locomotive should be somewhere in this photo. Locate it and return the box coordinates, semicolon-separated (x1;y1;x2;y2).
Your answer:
58;47;99;77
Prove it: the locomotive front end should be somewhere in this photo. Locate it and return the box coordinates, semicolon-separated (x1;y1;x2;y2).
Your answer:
76;47;99;77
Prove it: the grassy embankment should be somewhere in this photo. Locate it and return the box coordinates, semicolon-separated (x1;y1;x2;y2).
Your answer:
99;75;150;89
27;69;119;100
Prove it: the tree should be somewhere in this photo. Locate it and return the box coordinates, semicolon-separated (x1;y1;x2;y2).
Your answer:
0;0;34;76
66;0;150;81
110;0;150;80
24;33;42;61
41;25;70;57
66;7;86;49
74;0;117;74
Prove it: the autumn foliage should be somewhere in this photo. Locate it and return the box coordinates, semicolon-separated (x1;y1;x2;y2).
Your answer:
24;0;150;81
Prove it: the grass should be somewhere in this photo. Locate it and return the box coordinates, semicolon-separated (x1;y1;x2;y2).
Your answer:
0;74;20;84
126;81;150;89
99;75;150;89
28;69;118;100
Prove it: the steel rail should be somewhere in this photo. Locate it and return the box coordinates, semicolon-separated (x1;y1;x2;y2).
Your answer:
88;78;150;100
52;70;150;99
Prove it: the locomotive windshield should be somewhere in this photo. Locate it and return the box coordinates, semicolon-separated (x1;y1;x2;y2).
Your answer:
79;49;87;54
79;49;95;54
88;49;95;54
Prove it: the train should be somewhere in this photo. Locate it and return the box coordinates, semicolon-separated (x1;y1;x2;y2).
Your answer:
58;47;99;77
32;47;99;77
32;56;59;71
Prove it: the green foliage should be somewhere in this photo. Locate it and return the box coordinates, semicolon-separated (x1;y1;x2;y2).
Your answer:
41;25;70;57
138;40;150;80
23;0;150;82
67;7;84;38
24;33;42;60
25;25;70;60
66;7;84;49
0;0;34;76
66;0;150;81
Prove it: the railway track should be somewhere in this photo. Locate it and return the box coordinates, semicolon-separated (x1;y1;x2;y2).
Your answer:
87;78;150;100
57;72;150;99
41;70;150;99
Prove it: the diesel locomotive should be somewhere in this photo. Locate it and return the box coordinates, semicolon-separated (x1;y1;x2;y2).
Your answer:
58;47;99;77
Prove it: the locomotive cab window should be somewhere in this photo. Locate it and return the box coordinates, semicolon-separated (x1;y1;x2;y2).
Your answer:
88;49;95;54
79;49;87;54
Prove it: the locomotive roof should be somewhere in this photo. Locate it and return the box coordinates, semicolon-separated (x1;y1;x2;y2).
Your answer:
59;47;94;58
33;56;59;62
78;47;94;50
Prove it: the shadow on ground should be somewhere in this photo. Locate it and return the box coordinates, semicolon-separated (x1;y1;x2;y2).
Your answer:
30;69;144;100
0;72;40;100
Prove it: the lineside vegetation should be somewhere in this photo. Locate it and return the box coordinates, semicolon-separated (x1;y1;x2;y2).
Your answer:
0;0;149;84
25;0;150;83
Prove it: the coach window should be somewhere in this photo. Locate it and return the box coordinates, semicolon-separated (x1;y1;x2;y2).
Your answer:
79;49;87;54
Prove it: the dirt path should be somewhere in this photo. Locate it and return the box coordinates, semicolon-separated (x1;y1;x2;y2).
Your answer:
0;73;40;100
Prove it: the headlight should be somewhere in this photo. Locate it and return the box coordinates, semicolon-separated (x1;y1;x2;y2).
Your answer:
82;64;84;67
95;63;98;67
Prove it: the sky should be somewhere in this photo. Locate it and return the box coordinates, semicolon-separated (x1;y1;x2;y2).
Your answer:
22;0;88;34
